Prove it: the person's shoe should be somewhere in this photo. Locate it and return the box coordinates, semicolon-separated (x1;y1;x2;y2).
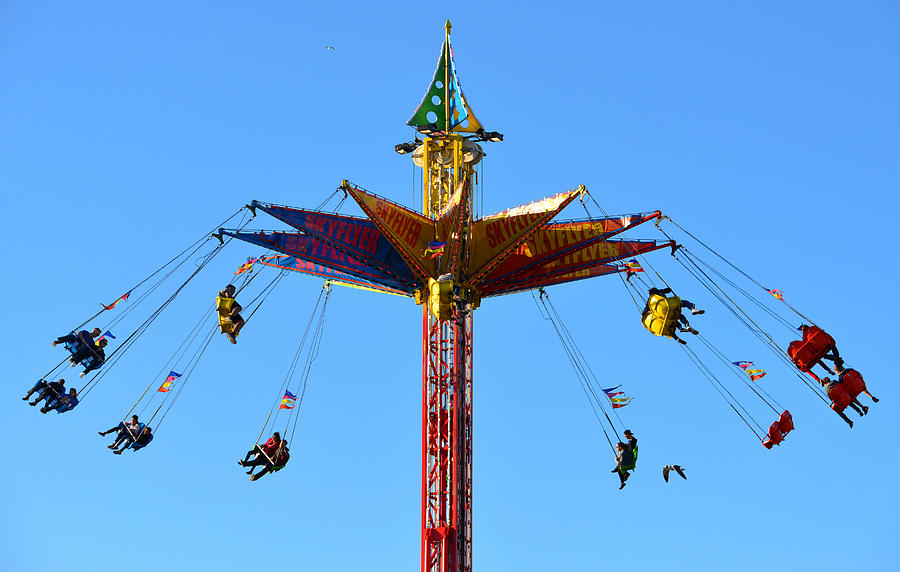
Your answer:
113;450;122;455
226;333;237;344
107;444;116;449
22;395;29;400
619;482;626;490
847;420;853;429
40;408;49;414
862;406;869;415
98;431;106;436
51;341;58;347
678;339;687;345
689;328;699;335
238;460;245;467
250;474;259;482
28;401;37;406
691;309;705;315
873;397;880;403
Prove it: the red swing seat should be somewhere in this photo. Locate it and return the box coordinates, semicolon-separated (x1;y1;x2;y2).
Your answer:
841;369;866;400
827;383;852;413
787;326;836;372
762;410;794;449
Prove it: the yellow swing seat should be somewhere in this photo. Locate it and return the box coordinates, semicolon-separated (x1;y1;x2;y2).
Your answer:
641;294;682;338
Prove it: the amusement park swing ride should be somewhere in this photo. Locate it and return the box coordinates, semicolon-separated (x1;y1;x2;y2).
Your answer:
39;21;877;572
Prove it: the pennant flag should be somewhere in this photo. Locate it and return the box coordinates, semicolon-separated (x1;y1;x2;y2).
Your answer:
97;330;116;343
602;385;632;408
746;369;767;381
235;257;259;276
102;290;132;310
158;371;181;393
423;241;447;259
626;259;644;273
279;390;297;410
733;361;766;381
768;289;784;301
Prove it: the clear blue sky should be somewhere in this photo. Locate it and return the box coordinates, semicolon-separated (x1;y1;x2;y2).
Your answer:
2;2;898;571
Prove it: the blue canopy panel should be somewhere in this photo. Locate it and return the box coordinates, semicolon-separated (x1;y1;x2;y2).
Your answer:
221;230;417;294
258;255;411;296
250;203;417;285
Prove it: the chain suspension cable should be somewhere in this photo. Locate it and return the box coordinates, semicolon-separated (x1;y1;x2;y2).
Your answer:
287;285;332;442
532;289;619;453
150;325;218;434
693;334;784;416
659;217;820;326
254;283;332;445
675;248;828;403
72;207;250;333
77;231;236;400
680;343;764;440
618;259;773;437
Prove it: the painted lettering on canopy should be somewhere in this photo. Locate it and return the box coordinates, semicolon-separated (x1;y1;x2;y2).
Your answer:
515;226;640;262
484;212;549;249
299;213;381;255
277;233;375;270
372;200;425;248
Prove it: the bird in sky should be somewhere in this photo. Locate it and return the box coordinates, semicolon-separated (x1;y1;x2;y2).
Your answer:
325;46;335;51
662;465;687;482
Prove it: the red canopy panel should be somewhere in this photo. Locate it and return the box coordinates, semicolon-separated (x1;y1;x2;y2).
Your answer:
481;239;672;293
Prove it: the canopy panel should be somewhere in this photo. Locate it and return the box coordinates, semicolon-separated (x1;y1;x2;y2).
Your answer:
251;203;415;284
482;239;673;294
221;230;416;293
258;255;411;296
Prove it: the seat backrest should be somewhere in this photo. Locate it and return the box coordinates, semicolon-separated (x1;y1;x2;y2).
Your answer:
767;421;784;445
216;295;234;317
788;327;836;371
778;410;794;434
841;369;866;398
827;384;852;410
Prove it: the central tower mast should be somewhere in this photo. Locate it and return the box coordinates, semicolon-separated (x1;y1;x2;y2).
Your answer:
406;21;489;572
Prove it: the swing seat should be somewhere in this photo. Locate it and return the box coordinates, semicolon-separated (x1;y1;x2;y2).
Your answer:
65;337;103;371
778;410;794;434
641;295;682;338
827;383;852;412
762;422;784;449
762;410;794;449
787;326;835;372
620;445;639;471
216;296;237;335
841;369;866;400
63;336;85;357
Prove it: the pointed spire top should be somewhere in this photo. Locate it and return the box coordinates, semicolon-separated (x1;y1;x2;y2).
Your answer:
407;23;483;134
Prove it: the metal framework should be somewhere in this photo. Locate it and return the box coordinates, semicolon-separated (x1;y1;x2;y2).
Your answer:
420;126;475;571
422;308;473;571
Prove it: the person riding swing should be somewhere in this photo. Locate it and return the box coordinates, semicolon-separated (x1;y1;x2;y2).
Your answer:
641;287;704;345
216;284;245;344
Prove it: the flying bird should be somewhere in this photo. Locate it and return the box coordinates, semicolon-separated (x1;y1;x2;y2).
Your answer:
325;46;335;51
662;464;687;482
